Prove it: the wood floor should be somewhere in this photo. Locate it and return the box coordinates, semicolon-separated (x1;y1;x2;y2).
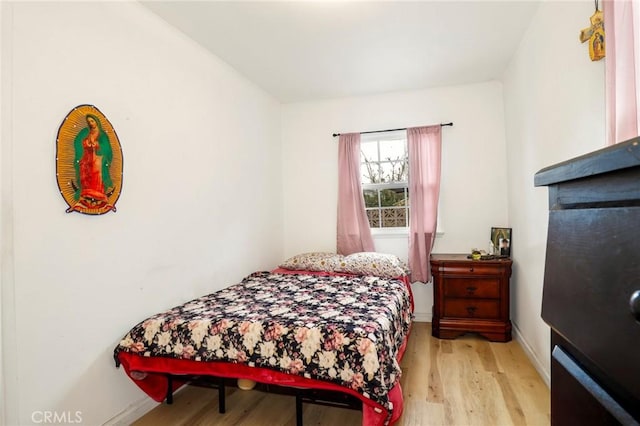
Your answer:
133;322;550;426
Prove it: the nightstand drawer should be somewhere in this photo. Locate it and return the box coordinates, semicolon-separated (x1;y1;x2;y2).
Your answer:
444;278;500;298
441;264;504;276
443;299;500;319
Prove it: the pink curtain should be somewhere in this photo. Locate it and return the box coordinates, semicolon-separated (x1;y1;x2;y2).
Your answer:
407;126;442;283
337;133;375;255
605;0;640;145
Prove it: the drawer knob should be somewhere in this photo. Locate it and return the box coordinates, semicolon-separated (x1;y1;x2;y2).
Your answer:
469;267;474;272
630;290;640;322
466;286;477;295
466;306;477;317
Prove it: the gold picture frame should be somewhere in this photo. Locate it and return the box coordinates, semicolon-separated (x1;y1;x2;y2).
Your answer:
56;104;123;215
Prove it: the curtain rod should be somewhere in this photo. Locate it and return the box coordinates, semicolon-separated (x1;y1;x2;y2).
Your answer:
332;122;453;138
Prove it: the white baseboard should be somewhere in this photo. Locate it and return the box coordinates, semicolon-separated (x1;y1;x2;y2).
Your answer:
103;397;158;426
412;311;431;323
513;322;550;387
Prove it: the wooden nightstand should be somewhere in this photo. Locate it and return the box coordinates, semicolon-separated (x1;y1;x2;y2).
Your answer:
430;253;512;342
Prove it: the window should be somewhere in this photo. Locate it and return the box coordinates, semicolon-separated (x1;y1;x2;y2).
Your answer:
360;131;408;229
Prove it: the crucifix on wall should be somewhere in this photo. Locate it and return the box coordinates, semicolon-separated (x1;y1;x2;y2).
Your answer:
579;0;605;61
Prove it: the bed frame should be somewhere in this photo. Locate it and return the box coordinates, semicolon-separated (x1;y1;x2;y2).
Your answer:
164;374;362;425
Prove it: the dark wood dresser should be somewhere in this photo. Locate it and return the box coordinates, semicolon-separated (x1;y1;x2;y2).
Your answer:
535;138;640;425
430;253;512;342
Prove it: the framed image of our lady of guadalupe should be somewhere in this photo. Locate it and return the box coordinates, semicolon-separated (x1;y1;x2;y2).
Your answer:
56;104;123;215
491;227;512;257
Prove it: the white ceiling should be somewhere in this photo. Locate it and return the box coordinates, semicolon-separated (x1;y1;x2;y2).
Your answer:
142;1;541;103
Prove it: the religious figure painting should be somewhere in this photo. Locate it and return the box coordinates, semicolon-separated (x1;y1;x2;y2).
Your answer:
56;105;123;215
491;227;512;257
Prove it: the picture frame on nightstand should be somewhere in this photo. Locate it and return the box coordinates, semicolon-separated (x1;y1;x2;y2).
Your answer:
491;227;512;257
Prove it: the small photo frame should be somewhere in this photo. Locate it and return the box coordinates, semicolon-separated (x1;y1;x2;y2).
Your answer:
491;227;512;257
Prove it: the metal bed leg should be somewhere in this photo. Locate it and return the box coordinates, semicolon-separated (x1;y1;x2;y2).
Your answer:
218;377;226;414
295;394;303;426
165;375;173;405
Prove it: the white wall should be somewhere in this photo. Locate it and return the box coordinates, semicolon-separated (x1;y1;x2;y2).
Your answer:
0;2;6;423
502;0;605;383
281;81;509;321
1;2;282;425
1;2;16;422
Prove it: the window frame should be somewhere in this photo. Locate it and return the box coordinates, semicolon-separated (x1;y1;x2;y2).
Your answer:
360;131;409;233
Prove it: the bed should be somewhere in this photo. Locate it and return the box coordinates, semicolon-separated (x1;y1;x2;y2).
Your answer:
114;252;414;426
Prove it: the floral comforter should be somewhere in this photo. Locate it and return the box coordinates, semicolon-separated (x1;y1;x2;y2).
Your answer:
114;271;413;416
